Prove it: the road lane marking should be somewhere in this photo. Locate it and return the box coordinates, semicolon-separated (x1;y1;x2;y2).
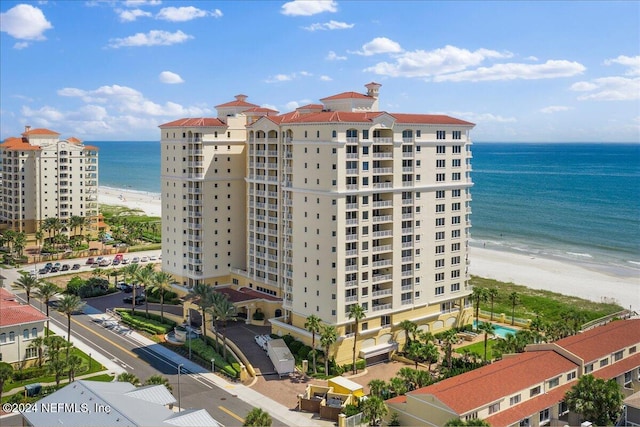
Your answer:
218;406;244;423
70;317;139;359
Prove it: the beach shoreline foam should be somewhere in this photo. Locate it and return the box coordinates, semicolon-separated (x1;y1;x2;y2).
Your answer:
98;185;640;312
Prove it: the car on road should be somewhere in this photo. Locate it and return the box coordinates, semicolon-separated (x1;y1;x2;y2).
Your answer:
61;264;70;271
71;264;81;270
149;255;157;261
86;257;95;265
140;256;149;263
38;267;49;275
121;258;129;264
54;262;61;269
50;266;60;273
45;262;53;269
98;258;111;267
131;257;140;263
112;259;120;266
123;295;145;305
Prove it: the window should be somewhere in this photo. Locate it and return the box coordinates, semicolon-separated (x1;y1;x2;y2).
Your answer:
452;189;461;197
436;245;445;254
435;273;445;282
614;350;624;361
451;283;460;292
548;377;560;388
23;329;29;339
452;229;461;238
630;346;637;354
436;159;445;168
436;232;445;240
452;130;461;139
25;347;38;359
510;394;521;406
452;202;461;211
436;204;445;213
0;333;5;343
452;172;461;181
451;256;460;265
600;357;609;367
452;216;461;225
530;386;541;397
488;402;500;414
436;130;446;139
436;218;445;226
539;408;550;425
585;363;593;373
436;145;446;154
452;243;460;251
452;158;461;167
435;259;445;268
453;145;462;154
436;190;445;199
566;371;576;381
436;173;445;182
435;286;445;295
381;315;391;327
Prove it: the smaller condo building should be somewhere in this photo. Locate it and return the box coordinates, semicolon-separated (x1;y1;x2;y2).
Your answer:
0;288;47;367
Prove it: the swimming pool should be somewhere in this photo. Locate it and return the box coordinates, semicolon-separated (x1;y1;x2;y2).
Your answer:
473;321;518;339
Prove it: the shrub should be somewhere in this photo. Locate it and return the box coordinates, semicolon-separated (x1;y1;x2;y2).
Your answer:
297;345;312;360
13;366;48;381
288;340;303;354
281;334;295;346
252;311;265;321
340;359;366;373
116;310;175;334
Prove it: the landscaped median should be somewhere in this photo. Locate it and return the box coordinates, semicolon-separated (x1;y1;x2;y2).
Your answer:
115;308;176;335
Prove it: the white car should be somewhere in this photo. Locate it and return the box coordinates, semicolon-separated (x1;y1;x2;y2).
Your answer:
140;256;149;262
149;255;157;261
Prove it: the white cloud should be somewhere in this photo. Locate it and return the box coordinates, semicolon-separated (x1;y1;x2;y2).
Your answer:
326;51;347;61
452;111;517;123
159;71;184;84
156;6;222;22
261;104;278;112
526;56;539;61
435;59;585;82
604;55;640;76
21;105;65;122
303;20;354;31
365;45;511;78
571;76;640;101
285;101;300;110
320;75;332;81
0;4;53;41
117;8;152;22
540;105;572;114
14;41;30;49
352;37;403;56
265;71;312;83
281;0;337;16
123;0;161;6
107;30;193;48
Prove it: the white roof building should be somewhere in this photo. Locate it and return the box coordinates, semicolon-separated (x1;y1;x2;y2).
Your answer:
22;380;222;427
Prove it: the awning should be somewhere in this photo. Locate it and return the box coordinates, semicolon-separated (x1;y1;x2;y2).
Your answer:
359;342;398;359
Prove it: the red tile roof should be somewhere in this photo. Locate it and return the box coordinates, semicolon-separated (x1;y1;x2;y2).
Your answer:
391;113;475;126
0;288;47;327
485;383;573;427
0;137;41;151
215;99;260;108
159;118;227;128
22;128;60;136
407;350;577;414
83;145;99;151
243;106;279;114
593;352;640;379
320;91;372;101
215;287;281;303
556;319;640;363
67;137;83;144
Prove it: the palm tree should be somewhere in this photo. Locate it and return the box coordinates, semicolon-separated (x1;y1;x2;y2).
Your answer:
36;281;61;335
13;232;26;258
117;372;141;386
211;295;236;359
389;377;408;397
243;407;272;427
35;229;44;254
320;324;337;376
368;379;387;398
508;292;520;325
121;263;141;314
134;263;155;318
399;319;417;350
348;304;365;374
189;283;215;346
48;358;67;386
67;355;82;382
0;362;13;402
144;374;173;391
362;396;388;426
304;314;322;374
69;215;85;241
471;286;488;330
477;322;496;361
56;294;85;354
486;287;498;321
441;329;458;370
28;336;46;367
14;272;39;304
149;271;174;323
44;335;66;363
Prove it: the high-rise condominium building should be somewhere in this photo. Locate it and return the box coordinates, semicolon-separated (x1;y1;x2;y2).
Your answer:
0;126;99;234
160;84;475;363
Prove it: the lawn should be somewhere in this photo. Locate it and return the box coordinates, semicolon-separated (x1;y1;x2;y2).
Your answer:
470;276;624;323
456;339;499;361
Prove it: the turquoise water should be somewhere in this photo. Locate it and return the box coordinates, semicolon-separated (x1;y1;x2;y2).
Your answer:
90;141;640;275
473;321;517;339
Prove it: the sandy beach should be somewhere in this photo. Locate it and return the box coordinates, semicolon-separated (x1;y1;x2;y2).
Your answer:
99;186;640;312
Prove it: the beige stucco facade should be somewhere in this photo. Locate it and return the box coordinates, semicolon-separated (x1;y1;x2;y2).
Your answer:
160;84;475;364
0;127;99;234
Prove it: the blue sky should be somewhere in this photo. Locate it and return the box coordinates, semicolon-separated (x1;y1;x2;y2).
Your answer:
1;0;638;142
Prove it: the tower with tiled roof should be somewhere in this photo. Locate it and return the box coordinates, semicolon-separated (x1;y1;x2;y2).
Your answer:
160;84;476;365
0;126;99;234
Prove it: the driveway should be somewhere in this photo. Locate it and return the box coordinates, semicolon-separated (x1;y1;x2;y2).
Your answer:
223;322;275;375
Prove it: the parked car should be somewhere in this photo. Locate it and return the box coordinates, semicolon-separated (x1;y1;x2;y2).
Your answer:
116;282;130;291
61;264;70;271
121;258;129;265
98;258;111;267
38;268;49;275
140;256;149;263
50;266;60;273
149;255;157;261
71;264;81;270
111;259;120;266
45;262;53;269
54;262;61;268
86;258;95;265
123;295;145;305
131;257;140;263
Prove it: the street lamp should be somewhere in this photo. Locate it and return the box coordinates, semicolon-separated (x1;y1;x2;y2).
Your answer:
211;358;215;373
186;313;192;360
177;363;184;412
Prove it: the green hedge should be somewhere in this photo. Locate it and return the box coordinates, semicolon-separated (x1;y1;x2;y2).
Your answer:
188;339;239;378
115;309;176;334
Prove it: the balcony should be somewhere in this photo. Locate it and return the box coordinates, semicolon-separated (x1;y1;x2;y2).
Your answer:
372;303;392;312
402;227;413;234
372;273;392;283
401;270;413;277
373;215;392;223
373;152;393;159
346;169;358;175
346;234;358;241
401;284;413;292
401;299;413;305
372;259;392;268
372;288;393;298
345;295;358;303
345;249;358;257
373;167;393;174
372;230;393;238
372;200;392;208
345;265;358;272
373;137;392;143
402;151;414;158
402;198;414;205
346;218;358;226
345;280;358;288
373;182;393;189
372;244;392;253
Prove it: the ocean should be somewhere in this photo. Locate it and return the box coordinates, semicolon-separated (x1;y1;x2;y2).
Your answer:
91;141;640;275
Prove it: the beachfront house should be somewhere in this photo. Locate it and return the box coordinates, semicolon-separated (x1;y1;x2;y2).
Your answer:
386;319;640;427
0;288;47;367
